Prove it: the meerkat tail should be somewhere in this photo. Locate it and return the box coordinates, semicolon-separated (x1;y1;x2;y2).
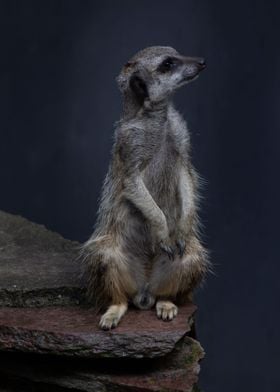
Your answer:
99;303;128;330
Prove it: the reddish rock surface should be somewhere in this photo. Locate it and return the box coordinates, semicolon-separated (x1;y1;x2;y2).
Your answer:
0;303;196;358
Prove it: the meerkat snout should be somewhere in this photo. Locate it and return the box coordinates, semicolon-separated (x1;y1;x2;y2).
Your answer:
179;56;206;83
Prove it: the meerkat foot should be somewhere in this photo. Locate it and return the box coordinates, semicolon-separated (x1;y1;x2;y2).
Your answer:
156;300;178;321
99;303;128;330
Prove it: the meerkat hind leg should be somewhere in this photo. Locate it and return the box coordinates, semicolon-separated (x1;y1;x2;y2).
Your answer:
99;303;128;330
156;300;178;321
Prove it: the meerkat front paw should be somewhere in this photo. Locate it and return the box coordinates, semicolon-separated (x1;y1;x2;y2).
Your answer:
159;240;176;260
175;237;186;257
99;303;127;330
156;300;178;321
174;229;187;257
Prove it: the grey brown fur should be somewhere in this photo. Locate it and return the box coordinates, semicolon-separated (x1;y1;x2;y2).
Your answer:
82;46;210;330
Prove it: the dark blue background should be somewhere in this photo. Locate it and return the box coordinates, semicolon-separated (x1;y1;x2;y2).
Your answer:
1;1;279;391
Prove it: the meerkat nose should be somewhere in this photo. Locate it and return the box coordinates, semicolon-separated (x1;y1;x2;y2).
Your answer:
197;58;206;69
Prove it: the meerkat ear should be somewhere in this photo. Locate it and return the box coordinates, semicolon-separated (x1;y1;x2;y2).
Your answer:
129;72;149;105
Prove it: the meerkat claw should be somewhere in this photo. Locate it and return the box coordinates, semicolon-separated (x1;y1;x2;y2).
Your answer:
159;242;176;260
156;301;178;321
99;304;127;330
176;239;186;257
99;314;118;330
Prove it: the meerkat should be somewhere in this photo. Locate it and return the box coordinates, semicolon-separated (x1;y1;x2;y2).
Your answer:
82;46;209;330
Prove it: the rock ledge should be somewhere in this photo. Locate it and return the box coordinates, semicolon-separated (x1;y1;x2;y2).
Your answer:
0;211;204;391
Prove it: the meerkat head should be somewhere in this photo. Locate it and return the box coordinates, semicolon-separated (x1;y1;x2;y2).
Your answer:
117;46;206;106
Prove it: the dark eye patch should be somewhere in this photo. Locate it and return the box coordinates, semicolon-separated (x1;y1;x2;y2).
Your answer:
157;57;182;73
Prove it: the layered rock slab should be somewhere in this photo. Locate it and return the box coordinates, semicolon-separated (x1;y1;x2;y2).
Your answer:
0;211;205;391
0;337;204;392
0;210;84;306
0;303;196;358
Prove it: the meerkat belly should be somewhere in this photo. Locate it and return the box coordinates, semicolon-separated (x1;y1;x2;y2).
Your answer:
141;149;181;231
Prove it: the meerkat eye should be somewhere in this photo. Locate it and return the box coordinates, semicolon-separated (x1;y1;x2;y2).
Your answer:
157;57;181;73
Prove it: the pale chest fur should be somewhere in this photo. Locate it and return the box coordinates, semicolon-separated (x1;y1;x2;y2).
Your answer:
140;107;191;225
141;106;190;186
